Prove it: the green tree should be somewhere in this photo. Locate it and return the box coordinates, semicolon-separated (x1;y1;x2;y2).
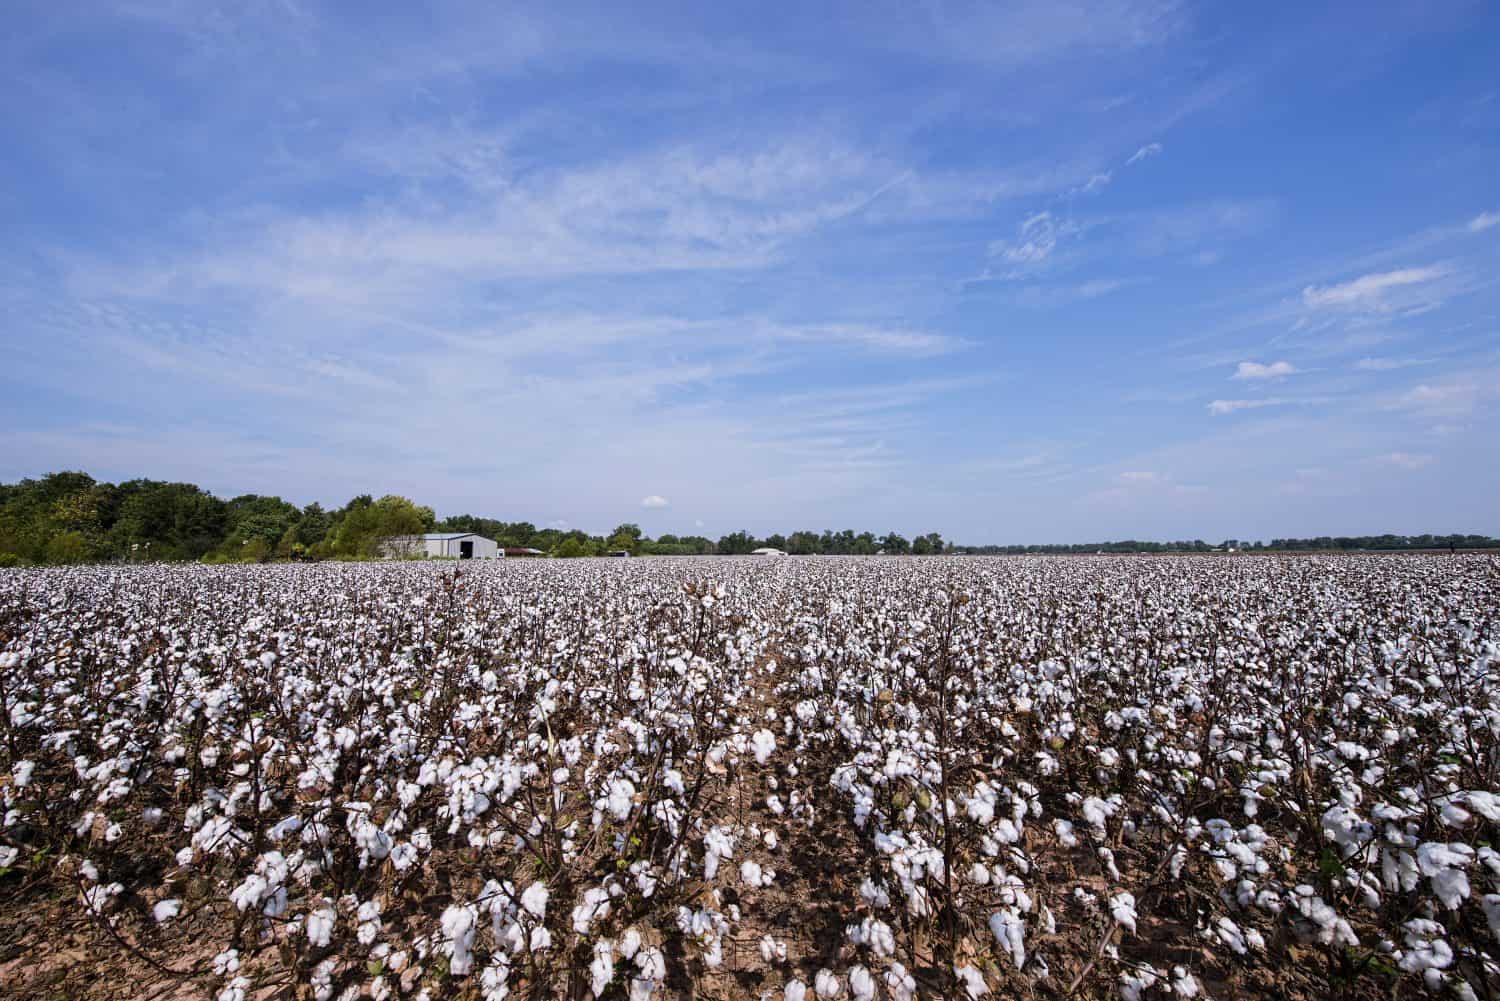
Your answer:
330;494;434;557
716;530;756;555
879;532;910;554
606;523;644;554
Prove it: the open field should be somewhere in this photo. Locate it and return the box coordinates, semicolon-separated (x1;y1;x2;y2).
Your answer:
1;555;1498;1000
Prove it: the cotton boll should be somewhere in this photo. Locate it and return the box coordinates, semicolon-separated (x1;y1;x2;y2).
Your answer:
442;904;477;975
954;964;988;998
153;898;182;923
784;980;808;1001
884;964;917;1001
1109;893;1137;934
752;729;777;765
848;965;874;1001
814;969;842;998
307;904;336;947
589;940;615;996
521;881;549;919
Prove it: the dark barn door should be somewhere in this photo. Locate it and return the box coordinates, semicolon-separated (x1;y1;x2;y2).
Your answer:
460;540;474;559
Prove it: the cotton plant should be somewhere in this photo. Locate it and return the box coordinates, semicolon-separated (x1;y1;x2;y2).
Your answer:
1;555;1499;997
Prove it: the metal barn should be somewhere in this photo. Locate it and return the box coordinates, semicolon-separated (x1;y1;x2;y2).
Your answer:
388;533;500;559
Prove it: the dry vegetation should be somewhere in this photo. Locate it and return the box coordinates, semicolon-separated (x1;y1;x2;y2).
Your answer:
1;554;1498;1000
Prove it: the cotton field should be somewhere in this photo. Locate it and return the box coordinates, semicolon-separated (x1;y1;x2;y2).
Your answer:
1;556;1498;1000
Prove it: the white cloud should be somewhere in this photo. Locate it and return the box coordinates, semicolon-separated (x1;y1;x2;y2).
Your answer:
640;495;670;509
1376;452;1434;470
1397;376;1497;418
1077;172;1112;194
1301;266;1445;312
1117;470;1160;483
694;519;705;528
1468;211;1500;232
1356;357;1426;371
1125;142;1162;165
1232;360;1296;380
1207;398;1286;416
992;211;1063;266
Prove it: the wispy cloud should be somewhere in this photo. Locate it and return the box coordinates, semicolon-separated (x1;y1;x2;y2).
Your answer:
1375;451;1435;470
990;211;1069;268
1232;360;1296;380
1356;356;1428;371
1207;398;1289;416
1396;374;1498;418
1469;211;1500;232
1125;142;1162;165
1301;266;1446;312
640;495;670;509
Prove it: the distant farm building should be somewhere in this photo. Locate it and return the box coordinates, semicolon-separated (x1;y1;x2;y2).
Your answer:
607;550;632;558
750;547;788;557
501;547;546;558
386;533;499;559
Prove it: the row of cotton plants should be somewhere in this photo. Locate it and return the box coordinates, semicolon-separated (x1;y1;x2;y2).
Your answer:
1;554;1497;999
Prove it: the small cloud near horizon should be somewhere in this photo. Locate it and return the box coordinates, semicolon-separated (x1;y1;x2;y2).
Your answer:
1233;360;1296;380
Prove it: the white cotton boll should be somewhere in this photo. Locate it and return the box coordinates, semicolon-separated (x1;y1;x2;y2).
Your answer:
759;934;787;963
848;965;874;1001
752;729;777;765
529;925;552;952
867;919;895;958
212;948;240;976
153;899;182;923
356;900;382;946
989;909;1026;969
954;964;988;998
521;881;549;919
12;761;34;787
590;940;615;997
1170;967;1199;997
619;928;642;960
1110;892;1138;934
442;905;477;976
814;969;842;998
0;846;18;868
1054;819;1078;847
629;947;666;1001
740;860;772;887
307;904;336;947
884;963;917;1001
229;873;269;912
784;980;808;1001
607;779;636;821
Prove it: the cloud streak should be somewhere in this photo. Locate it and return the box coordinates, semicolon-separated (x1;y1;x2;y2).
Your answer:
1232;360;1296;380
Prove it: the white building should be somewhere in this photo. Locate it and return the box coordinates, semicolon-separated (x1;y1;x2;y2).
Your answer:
750;547;788;557
385;533;500;559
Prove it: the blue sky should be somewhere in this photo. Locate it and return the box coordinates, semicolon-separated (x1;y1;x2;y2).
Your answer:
2;1;1497;543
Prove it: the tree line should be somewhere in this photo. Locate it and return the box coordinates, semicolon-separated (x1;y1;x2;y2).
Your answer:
0;471;1493;566
962;534;1500;554
0;472;951;564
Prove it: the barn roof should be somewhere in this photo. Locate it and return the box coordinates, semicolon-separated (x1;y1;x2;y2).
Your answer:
418;532;486;541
